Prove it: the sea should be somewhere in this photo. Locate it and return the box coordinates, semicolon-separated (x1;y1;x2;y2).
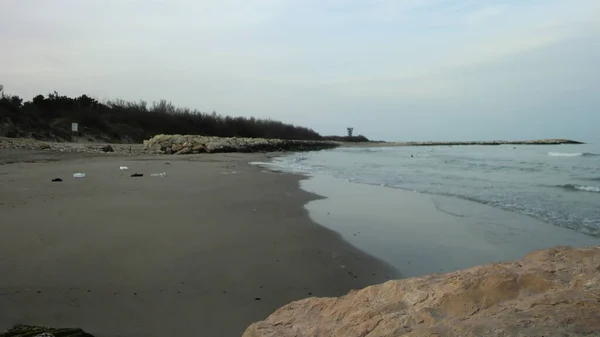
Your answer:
269;142;600;237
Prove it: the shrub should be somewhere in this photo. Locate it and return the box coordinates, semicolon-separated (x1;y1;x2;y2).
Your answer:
0;90;323;142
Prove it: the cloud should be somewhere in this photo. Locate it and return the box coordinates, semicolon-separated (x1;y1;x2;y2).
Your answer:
1;0;599;141
298;0;600;101
463;4;509;27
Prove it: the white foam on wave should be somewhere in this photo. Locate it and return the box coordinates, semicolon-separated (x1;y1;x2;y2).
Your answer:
548;152;583;157
560;184;600;193
575;185;600;193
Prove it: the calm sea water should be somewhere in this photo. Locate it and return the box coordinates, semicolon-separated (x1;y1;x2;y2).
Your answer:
272;143;600;236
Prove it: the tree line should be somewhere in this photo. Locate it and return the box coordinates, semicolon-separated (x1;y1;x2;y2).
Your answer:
0;88;324;142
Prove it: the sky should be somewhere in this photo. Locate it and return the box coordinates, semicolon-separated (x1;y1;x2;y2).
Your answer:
1;0;599;141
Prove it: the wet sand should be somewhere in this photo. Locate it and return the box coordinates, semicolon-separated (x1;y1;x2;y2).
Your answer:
0;151;397;337
300;174;600;277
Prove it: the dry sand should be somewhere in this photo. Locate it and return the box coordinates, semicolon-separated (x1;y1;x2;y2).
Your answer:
0;150;397;337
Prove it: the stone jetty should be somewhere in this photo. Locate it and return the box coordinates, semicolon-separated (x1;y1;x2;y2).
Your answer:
143;134;339;154
389;139;583;146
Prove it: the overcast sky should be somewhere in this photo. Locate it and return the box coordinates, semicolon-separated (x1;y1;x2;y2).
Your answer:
1;0;599;141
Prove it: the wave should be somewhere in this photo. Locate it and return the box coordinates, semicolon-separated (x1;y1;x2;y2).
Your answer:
350;148;381;153
336;147;395;154
558;184;600;193
292;155;308;162
547;152;599;157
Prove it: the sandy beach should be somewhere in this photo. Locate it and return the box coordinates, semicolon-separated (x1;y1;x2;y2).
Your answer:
0;150;397;337
3;146;598;337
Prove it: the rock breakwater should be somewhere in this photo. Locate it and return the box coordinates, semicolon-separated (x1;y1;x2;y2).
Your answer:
392;139;584;146
143;134;339;154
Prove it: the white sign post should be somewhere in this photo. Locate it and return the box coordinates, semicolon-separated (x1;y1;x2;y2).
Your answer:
72;123;79;142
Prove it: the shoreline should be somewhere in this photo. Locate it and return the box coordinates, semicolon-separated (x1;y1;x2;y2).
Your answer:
252;154;599;277
299;174;600;277
0;151;397;337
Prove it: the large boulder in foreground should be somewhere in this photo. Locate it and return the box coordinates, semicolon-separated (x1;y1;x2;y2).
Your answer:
143;134;339;154
243;246;600;337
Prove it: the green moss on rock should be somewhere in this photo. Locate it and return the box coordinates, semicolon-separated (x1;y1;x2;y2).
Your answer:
0;325;94;337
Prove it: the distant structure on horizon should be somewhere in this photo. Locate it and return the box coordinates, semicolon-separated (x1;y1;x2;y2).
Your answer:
347;127;354;137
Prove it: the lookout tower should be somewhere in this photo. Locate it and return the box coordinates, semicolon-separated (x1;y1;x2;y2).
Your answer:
347;127;354;137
